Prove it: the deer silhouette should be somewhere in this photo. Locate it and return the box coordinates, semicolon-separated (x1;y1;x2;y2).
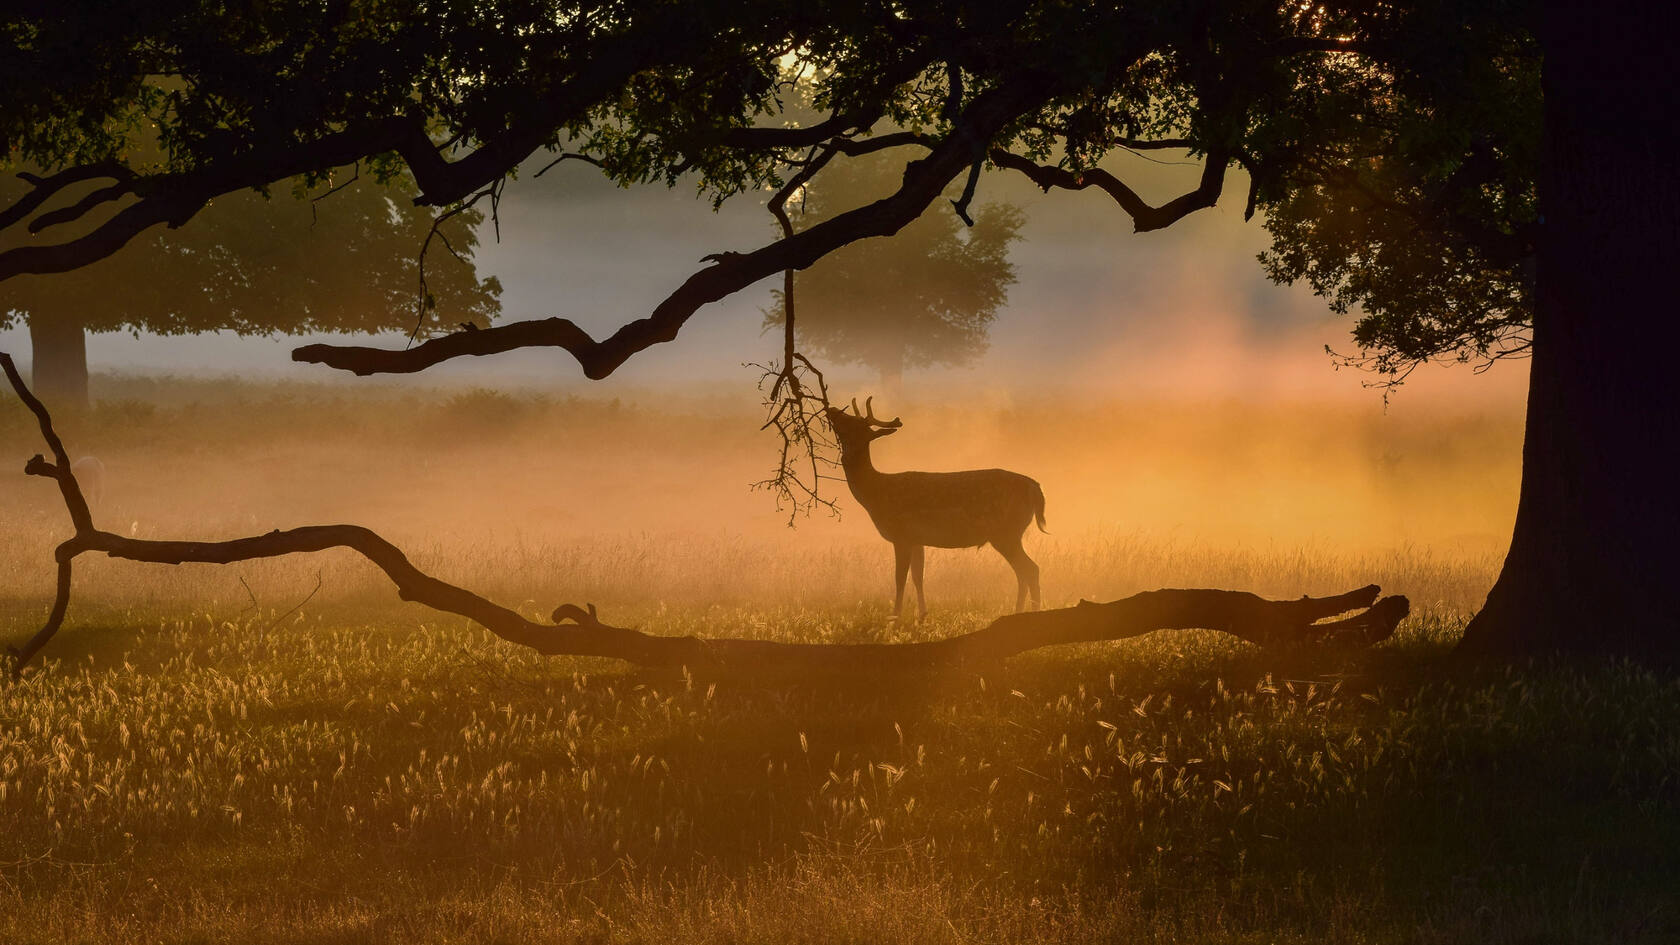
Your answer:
826;397;1046;618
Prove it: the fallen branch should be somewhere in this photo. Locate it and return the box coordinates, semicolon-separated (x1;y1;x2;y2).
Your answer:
3;351;1407;677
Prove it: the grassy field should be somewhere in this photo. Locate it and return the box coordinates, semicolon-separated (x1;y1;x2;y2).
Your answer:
1;378;1675;943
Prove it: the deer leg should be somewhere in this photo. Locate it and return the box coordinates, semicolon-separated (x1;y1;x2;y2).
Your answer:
993;535;1041;613
910;545;927;619
893;543;912;619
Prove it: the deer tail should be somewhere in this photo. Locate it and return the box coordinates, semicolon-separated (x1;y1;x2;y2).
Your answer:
1032;482;1048;534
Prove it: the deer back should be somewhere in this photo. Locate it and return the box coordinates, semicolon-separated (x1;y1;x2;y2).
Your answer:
852;468;1041;548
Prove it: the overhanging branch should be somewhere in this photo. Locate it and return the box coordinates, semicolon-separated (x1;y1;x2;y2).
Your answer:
0;17;698;284
0;163;134;232
293;83;1045;379
989;145;1231;232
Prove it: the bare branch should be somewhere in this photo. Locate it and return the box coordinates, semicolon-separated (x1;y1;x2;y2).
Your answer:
18;523;1412;674
828;132;938;157
308;162;361;227
1;354;93;533
1113;137;1197;150
408;183;498;345
989;145;1231;232
532;152;604;178
27;181;136;233
950;156;983;226
722;109;879;150
0;184;213;280
753;146;842;523
0;163;133;232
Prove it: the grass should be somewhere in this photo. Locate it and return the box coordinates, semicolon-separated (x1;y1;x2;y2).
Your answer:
1;377;1674;942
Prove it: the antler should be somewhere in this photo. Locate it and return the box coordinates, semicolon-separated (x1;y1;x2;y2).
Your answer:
862;396;902;428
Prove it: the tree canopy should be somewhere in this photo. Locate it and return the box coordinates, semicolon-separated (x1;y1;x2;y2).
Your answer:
0;1;1536;383
0;169;500;338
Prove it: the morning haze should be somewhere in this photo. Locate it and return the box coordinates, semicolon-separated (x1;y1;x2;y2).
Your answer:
3;150;1529;402
3;147;1529;575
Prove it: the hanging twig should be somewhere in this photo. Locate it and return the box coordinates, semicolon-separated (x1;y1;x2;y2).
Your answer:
407;181;499;346
753;146;846;524
308;162;361;227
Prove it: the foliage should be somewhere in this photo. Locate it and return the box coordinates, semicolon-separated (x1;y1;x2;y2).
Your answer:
1255;2;1540;381
0;168;501;337
765;152;1024;383
0;1;1541;379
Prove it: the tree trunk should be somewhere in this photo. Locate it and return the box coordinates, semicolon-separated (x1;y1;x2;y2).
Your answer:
878;350;904;396
27;313;90;411
1458;1;1680;661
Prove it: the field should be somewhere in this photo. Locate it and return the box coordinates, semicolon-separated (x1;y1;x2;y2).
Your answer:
1;377;1675;943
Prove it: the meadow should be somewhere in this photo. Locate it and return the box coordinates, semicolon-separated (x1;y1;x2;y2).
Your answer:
1;377;1674;943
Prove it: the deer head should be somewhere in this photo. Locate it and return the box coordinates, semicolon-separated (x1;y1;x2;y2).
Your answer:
825;396;903;448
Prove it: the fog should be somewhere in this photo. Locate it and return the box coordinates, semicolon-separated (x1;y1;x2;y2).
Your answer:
0;150;1527;404
1;149;1527;623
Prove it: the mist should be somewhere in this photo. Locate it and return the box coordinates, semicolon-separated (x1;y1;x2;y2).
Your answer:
1;148;1530;620
0;151;1528;405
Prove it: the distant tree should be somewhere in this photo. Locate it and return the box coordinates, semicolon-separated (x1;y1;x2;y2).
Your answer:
0;171;500;408
765;154;1023;390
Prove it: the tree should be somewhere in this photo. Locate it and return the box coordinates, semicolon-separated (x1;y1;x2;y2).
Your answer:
1;1;1669;662
764;153;1023;390
1;170;500;408
1245;2;1674;660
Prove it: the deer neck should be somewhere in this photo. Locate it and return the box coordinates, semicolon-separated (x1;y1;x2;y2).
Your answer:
839;440;884;492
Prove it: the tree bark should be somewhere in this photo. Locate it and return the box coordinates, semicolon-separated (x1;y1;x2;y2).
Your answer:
1458;1;1680;661
878;351;904;396
26;313;90;411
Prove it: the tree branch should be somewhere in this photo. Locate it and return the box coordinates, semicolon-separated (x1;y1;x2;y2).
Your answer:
293;83;1046;379
722;109;879;150
0;116;424;281
0;15;702;283
3;354;94;533
755;146;842;522
828;132;938;157
989;146;1231;232
0;163;134;232
27;181;136;233
950;156;984;226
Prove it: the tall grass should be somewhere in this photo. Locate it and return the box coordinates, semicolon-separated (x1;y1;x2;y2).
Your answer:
4;378;1672;944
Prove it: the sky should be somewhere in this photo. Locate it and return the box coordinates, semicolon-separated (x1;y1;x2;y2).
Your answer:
0;148;1528;409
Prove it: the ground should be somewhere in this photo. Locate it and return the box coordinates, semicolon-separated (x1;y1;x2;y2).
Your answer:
1;379;1672;943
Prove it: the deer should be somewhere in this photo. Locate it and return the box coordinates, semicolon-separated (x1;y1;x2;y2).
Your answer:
825;397;1046;619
